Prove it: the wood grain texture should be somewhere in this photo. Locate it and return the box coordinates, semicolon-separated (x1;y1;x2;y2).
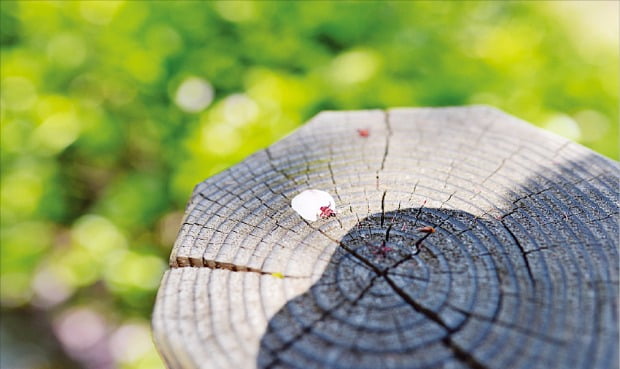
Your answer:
152;106;619;369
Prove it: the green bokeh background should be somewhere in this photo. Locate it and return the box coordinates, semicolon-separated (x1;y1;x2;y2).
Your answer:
1;1;617;368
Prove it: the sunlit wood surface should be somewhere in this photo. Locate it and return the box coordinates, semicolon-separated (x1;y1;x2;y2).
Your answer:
153;107;619;369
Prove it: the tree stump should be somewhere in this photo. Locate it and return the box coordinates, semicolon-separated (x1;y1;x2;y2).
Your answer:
152;107;619;369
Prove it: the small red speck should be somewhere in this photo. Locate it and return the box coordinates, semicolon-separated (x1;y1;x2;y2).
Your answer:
357;129;370;137
319;205;335;219
417;226;435;233
372;241;393;257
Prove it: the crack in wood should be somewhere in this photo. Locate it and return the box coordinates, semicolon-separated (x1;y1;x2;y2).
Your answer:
380;190;387;227
379;110;392;172
262;274;381;369
375;110;392;190
172;257;307;279
480;145;523;186
382;273;489;369
305;215;491;369
500;217;536;287
265;147;303;187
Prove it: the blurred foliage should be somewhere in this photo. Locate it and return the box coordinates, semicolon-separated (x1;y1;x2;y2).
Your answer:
0;1;617;368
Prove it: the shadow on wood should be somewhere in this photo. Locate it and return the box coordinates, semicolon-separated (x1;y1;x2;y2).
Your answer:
152;107;619;369
258;202;618;369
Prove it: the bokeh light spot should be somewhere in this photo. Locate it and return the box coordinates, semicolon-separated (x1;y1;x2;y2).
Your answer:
80;0;124;25
329;50;381;85
174;77;214;113
222;93;259;127
573;110;610;143
109;323;152;363
1;76;38;111
123;50;163;84
201;122;241;156
47;33;87;68
1;167;44;220
33;112;81;155
214;1;257;23
35;95;75;120
51;247;99;288
72;215;128;258
54;308;107;352
146;24;183;57
32;266;74;308
544;114;582;141
103;250;166;291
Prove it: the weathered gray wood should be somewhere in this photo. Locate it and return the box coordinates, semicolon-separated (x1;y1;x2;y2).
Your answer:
152;106;619;369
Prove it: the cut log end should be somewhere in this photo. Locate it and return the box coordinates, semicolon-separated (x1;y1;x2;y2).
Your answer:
153;107;619;369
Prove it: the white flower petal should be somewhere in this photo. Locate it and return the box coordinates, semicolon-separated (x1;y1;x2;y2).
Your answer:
291;189;336;222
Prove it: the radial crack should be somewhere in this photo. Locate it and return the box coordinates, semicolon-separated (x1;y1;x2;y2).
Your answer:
380;190;387;227
379;110;392;172
375;110;392;189
500;217;536;287
309;214;488;369
172;257;306;279
383;274;489;369
263;274;381;369
265;147;304;187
